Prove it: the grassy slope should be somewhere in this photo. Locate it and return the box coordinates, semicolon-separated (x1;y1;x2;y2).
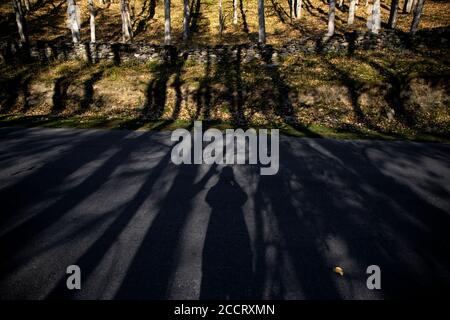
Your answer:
0;0;449;141
1;45;449;142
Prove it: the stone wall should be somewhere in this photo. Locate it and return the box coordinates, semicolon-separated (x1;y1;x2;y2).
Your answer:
1;27;448;65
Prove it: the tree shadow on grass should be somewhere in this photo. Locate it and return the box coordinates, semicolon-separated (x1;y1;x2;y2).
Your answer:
143;48;186;120
133;0;157;36
0;74;30;113
258;46;323;138
79;67;107;113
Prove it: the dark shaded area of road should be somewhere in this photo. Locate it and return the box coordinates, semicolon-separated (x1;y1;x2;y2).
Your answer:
0;126;449;299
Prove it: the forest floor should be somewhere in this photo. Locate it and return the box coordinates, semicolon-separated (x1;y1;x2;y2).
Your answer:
0;0;450;45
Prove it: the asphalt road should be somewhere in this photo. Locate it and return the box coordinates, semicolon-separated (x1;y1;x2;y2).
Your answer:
0;126;449;300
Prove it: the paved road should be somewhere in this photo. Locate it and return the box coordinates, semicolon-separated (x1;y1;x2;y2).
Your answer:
0;126;449;300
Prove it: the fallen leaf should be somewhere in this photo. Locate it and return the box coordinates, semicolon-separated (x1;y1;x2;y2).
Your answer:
334;266;344;276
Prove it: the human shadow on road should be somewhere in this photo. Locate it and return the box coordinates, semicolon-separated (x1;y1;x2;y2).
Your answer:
200;166;253;299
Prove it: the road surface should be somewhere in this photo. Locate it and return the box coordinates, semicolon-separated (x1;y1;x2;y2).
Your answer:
0;126;449;299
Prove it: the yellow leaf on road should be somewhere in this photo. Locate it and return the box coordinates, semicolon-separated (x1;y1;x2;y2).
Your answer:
334;266;344;276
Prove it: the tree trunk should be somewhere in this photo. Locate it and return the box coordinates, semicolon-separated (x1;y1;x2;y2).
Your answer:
370;0;381;33
403;0;414;13
327;0;336;37
348;0;356;25
183;0;190;40
338;0;343;8
12;0;28;45
22;0;30;11
290;0;296;19
120;0;133;42
218;0;224;36
130;0;135;19
233;0;238;24
296;0;302;18
388;0;399;28
410;0;425;34
164;0;171;44
258;0;265;43
67;0;81;43
88;0;96;43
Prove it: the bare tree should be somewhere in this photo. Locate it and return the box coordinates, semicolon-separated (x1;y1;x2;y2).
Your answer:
327;0;336;37
291;0;302;19
12;0;28;45
218;0;224;36
370;0;381;33
22;0;30;12
388;0;399;28
258;0;266;43
164;0;172;45
233;0;238;25
183;0;190;40
348;0;356;25
88;0;96;43
290;0;296;19
410;0;425;34
67;0;81;43
296;0;302;18
164;0;171;44
403;0;415;13
120;0;133;42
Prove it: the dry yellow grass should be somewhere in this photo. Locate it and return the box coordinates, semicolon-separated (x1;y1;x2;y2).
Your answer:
1;46;449;135
0;0;449;45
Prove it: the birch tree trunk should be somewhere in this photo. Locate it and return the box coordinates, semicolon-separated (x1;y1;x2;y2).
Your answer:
183;0;190;40
290;0;296;19
258;0;265;43
410;0;425;34
296;0;302;18
388;0;399;28
88;0;96;43
67;0;81;43
348;0;356;25
327;0;336;37
233;0;238;25
403;0;414;13
120;0;133;42
12;0;28;45
164;0;171;44
370;0;381;33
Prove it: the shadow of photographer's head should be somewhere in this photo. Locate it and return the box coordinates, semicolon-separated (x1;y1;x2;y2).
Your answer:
220;166;234;181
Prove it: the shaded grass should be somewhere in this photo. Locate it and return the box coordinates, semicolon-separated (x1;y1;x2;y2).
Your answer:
1;113;448;143
1;46;449;143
